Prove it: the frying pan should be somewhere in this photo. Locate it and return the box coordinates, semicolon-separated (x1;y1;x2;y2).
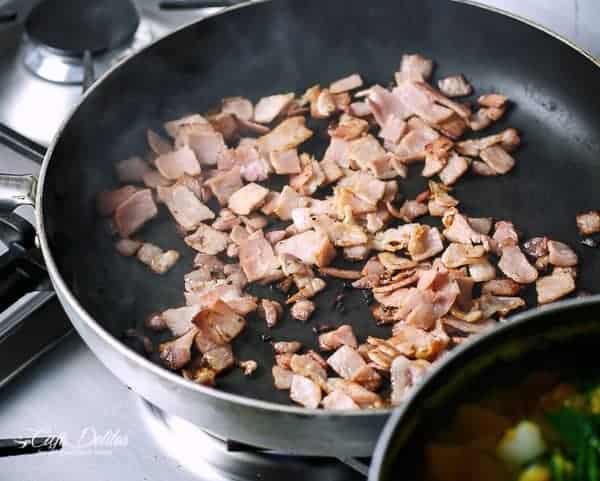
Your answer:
368;297;600;480
1;0;600;457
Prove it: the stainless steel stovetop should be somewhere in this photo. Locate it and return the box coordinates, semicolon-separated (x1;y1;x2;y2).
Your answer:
0;1;598;480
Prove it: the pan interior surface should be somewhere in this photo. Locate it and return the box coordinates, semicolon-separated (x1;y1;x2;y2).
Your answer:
41;0;600;406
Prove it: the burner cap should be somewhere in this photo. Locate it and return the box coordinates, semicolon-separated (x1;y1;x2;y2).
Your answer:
25;0;140;55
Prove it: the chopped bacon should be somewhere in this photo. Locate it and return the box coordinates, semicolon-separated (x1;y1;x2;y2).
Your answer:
441;243;486;268
325;378;382;408
327;345;368;380
228;183;269;216
290;299;316;321
257;116;313;154
468;258;497;282
536;270;576;304
330;73;363;94
322;390;360;410
155;146;202;180
468;217;493;235
159;327;198;370
272;366;294;390
270;148;301;174
479;145;515;174
477;293;525;319
481;279;522;296
398;54;434;82
97;185;137;216
478;93;508;108
290;375;321;408
498;245;538;283
576;210;600;235
164;114;209;138
523;236;549;258
157;184;214;231
390;356;429;405
273;341;302;354
254;93;294;124
161;305;201;336
437;75;472;97
439;153;469;186
239;360;257;376
193;300;246;352
143;170;172;189
203;345;235;373
442;209;484;245
319;267;362;280
409;226;445;262
239;230;280;282
114;189;158;237
329;114;369;141
258;299;283;328
276;230;336;267
395;81;454;125
493;220;518;249
184;223;230;255
319;325;358;351
456;128;520;157
204;166;243;206
290;354;327;386
222;96;253;121
547;240;578;267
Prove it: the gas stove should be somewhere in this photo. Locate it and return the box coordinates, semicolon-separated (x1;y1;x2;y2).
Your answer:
0;1;598;480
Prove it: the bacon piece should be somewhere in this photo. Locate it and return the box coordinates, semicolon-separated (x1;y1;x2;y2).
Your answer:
441;243;486;268
442;317;496;335
468;258;496;282
222;96;253;121
439;153;469;186
155;146;201;180
290;375;321;408
253;93;294;124
290;299;316;321
258;299;283;328
346;134;386;171
193;299;246;351
287;276;326;303
481;279;522;296
398;54;434;82
115;156;151;183
97;185;138;216
330;73;363;94
158;327;198;370
409;226;445;262
395;81;454;125
164;114;208;138
319;325;358;351
325;379;382;408
204;166;243;206
160;305;202;336
456;128;520;157
273;341;302;354
269;148;301;174
322;390;360;410
390;356;430;405
203;345;235;373
228;183;269;216
327;346;367;380
329;114;369;141
272;366;293;390
349;101;371;117
576;210;600;235
366;85;412;131
498;245;538;283
311;215;368;247
478;93;508;108
437;75;472;97
319;267;361;280
442;209;484;245
276;230;335;267
114;189;158;237
143;170;172;189
257;116;312;154
547;240;578;267
157;184;214;231
273;185;306;220
479;145;515;174
493;220;518;249
239;230;280;282
184;223;229;255
290;354;327;386
477;294;525;319
289;154;325;195
536;271;576;304
389;118;440;163
386;322;449;361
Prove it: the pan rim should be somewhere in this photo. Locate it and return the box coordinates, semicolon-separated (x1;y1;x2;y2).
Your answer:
35;0;600;419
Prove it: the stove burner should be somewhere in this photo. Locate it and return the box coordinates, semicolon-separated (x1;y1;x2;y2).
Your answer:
139;400;367;481
25;0;140;56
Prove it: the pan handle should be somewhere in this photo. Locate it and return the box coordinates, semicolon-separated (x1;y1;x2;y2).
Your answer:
0;174;37;211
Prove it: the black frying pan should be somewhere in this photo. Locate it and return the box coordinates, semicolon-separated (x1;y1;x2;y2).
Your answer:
2;0;600;456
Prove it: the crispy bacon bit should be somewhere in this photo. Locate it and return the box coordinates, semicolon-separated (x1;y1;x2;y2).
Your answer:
547;240;578;267
290;299;316;321
536;271;576;304
157;184;215;231
254;93;294;124
240;360;258;376
576;210;600;236
481;279;522;296
478;93;508;108
155;146;201;179
272;366;293;390
273;341;302;354
159;327;198;370
258;299;283;328
290;375;321;408
222;96;253;121
330;73;363;94
114;189;158;237
228;183;269;216
319;325;358;351
185;223;229;255
257;116;313;154
438;75;472;97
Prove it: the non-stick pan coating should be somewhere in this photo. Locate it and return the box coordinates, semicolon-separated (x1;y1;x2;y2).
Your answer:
42;0;600;407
